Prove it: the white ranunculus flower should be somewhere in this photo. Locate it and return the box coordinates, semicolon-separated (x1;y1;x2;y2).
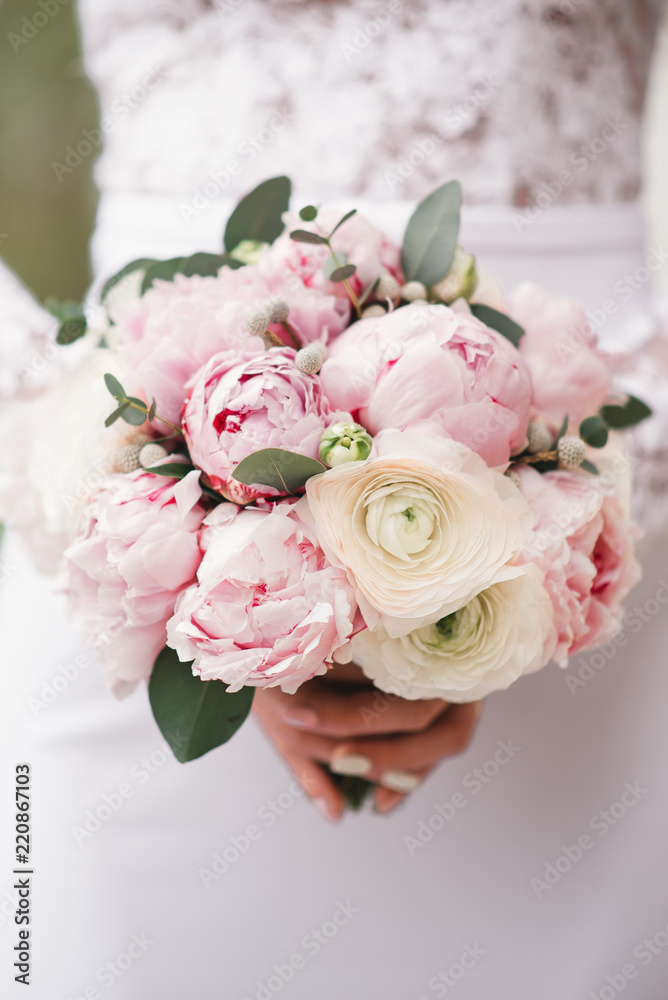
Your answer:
348;566;555;701
301;426;531;637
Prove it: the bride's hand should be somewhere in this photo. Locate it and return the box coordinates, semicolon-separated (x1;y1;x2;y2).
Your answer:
253;663;483;821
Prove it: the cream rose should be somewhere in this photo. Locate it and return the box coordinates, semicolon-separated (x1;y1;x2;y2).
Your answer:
300;426;531;637
348;566;555;701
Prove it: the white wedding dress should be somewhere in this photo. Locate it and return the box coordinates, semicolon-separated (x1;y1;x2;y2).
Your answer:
2;2;668;997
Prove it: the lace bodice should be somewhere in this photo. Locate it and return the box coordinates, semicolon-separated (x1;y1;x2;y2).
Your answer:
76;0;662;206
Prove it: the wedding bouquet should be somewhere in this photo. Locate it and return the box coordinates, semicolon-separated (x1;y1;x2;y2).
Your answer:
42;177;649;772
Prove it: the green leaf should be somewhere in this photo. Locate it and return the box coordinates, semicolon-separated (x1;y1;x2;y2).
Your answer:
600;395;652;429
56;315;87;345
329;209;357;239
579;415;609;448
223;176;291;253
299;205;318;222
329;263;357;283
121;398;148;426
148;647;254;763
322;252;347;280
104;372;126;399
147;462;195;479
233;448;326;494
219;253;245;270
100;258;155;302
289;229;329;245
141;258;186;294
580;458;600;475
147;399;157;422
401;179;461;285
104;402;130;427
358;277;380;308
470;303;525;348
178;252;227;278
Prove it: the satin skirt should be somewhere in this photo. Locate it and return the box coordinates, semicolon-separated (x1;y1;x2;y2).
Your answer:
1;196;667;999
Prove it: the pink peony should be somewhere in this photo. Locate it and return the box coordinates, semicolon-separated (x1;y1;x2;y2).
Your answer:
518;465;641;666
320;302;532;467
260;209;403;300
110;265;348;425
62;467;207;697
182;347;349;498
509;283;612;429
167;501;357;693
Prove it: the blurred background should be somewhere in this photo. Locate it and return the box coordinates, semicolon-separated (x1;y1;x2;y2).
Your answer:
1;0;668;302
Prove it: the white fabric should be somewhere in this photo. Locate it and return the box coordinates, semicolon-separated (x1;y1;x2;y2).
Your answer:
2;2;668;997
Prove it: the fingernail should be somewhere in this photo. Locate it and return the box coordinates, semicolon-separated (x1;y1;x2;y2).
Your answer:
375;791;404;814
313;797;340;823
330;752;373;777
379;770;422;793
283;707;319;729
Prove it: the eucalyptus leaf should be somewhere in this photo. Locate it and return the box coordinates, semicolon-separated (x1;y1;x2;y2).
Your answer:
299;205;318;221
600;395;652;429
329;209;357;239
104;402;130;427
358;276;380;307
470;303;525;348
223;176;291;253
580;458;600;475
579;415;609;449
121;397;148;426
147;462;196;479
289;229;329;245
104;372;126;399
233;448;325;494
179;252;227;278
141;258;186;294
401;179;461;285
100;258;156;302
56;315;87;345
322;252;347;280
148;647;254;763
329;263;357;283
148;399;157;422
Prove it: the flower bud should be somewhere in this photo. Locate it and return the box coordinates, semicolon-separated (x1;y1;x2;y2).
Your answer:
139;442;169;468
244;308;268;336
430;246;478;304
230;239;267;265
319;421;372;467
376;273;401;300
400;280;427;302
361;304;386;319
526;421;553;454
295;342;328;375
266;297;290;324
557;435;586;469
113;443;142;474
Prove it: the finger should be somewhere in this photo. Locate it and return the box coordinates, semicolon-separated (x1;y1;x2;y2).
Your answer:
374;786;406;814
258;682;448;738
332;702;483;778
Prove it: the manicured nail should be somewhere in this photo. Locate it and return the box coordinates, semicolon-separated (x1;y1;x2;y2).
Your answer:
313;797;340;823
283;707;319;729
330;752;373;777
379;770;422;793
375;791;404;814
